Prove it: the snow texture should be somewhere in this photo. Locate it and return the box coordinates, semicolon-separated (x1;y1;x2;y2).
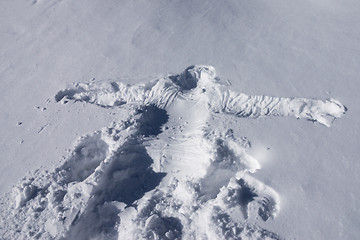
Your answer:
0;66;345;240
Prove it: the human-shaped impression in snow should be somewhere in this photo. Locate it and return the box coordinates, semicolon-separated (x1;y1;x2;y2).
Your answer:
53;65;346;239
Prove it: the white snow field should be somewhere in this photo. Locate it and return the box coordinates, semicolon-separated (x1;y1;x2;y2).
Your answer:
0;0;359;240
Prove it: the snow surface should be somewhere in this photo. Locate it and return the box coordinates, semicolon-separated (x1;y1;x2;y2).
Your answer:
1;0;360;239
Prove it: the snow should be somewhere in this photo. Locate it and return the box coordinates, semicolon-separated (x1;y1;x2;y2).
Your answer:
1;0;360;239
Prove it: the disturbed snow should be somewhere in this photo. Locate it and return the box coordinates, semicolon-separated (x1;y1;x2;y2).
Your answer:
0;66;346;240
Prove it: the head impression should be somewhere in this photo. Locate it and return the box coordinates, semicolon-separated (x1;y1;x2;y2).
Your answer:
170;65;217;90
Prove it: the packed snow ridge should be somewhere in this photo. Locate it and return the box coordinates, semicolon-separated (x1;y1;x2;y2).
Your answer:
1;65;346;240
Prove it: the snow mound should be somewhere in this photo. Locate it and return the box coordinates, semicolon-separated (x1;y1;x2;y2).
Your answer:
0;65;346;239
